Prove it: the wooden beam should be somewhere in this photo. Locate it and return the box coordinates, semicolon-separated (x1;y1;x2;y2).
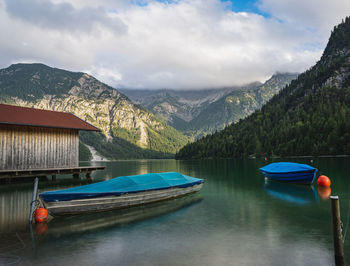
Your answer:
0;166;105;179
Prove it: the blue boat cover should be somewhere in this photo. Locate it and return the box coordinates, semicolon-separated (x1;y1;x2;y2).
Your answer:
260;162;316;173
40;172;203;202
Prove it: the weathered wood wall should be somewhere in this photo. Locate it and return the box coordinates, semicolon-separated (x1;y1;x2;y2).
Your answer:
0;125;79;170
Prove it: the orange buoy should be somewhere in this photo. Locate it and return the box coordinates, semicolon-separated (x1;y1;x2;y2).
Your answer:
317;175;331;187
34;207;48;223
317;187;332;200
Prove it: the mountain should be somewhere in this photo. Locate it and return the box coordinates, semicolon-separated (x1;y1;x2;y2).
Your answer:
176;17;350;159
121;73;297;139
119;87;238;130
0;63;189;159
185;73;298;138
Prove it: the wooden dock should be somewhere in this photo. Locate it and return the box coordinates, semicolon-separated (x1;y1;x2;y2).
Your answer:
0;166;106;180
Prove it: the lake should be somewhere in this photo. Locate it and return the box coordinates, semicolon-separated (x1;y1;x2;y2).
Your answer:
1;158;349;265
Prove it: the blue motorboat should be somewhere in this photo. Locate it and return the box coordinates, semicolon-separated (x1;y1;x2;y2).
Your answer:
40;172;204;216
259;162;318;184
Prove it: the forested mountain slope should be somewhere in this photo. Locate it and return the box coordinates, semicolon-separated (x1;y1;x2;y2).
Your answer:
185;73;298;138
0;63;189;159
176;17;350;159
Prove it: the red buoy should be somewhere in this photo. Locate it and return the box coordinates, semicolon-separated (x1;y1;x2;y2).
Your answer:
317;175;331;187
34;207;48;223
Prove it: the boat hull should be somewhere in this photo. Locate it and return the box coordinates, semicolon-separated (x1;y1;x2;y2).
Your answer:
41;183;203;216
260;169;317;184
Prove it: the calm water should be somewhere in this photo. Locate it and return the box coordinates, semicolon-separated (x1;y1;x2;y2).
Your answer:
1;158;350;265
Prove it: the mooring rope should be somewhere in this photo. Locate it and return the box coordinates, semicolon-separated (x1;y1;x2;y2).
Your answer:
30;199;41;209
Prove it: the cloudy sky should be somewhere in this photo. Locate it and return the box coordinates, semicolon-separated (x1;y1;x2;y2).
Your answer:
1;0;350;89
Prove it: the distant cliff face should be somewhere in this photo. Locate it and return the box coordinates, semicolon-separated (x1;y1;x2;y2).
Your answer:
0;64;189;159
122;73;298;139
120;88;237;129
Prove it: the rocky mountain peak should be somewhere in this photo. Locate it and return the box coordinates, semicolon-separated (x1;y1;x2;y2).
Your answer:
0;63;189;159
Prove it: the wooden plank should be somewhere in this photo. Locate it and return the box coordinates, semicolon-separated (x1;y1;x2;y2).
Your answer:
37;127;40;169
61;129;65;167
11;127;15;169
1;129;5;169
57;129;61;167
19;127;22;169
27;128;30;169
71;130;77;167
52;128;55;168
33;127;37;169
68;130;72;166
48;128;52;168
0;129;2;169
16;127;19;169
23;128;27;169
29;127;34;169
30;127;33;169
56;129;60;167
8;128;13;169
63;129;67;167
18;127;21;169
39;128;43;169
75;131;79;166
0;129;4;169
44;128;48;168
54;130;62;167
0;166;106;179
74;131;77;166
15;127;19;169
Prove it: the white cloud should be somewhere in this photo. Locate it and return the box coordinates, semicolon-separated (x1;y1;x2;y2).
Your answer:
258;0;350;38
4;0;127;34
0;0;349;89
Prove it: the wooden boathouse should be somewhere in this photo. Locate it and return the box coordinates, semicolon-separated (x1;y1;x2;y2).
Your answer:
0;104;105;179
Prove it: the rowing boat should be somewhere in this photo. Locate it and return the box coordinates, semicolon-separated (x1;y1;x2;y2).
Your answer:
40;172;204;216
259;162;318;184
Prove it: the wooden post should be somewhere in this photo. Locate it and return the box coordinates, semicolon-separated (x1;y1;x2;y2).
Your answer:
330;196;344;266
29;177;39;224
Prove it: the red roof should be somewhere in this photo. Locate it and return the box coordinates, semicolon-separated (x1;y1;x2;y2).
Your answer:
0;104;100;131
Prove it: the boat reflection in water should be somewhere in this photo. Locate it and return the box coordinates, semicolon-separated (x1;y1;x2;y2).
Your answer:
42;193;202;237
264;180;319;205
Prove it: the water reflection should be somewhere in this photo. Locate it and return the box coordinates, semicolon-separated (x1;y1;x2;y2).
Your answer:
264;181;319;205
317;187;332;200
1;158;350;265
43;194;202;237
0;179;98;233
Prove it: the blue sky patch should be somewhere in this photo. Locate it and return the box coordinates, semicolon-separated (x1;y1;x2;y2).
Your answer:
221;0;270;17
